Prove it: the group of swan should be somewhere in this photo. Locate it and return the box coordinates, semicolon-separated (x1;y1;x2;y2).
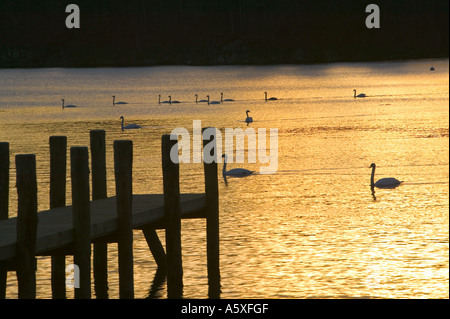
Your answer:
63;93;405;192
159;95;181;104
62;96;129;109
194;93;234;104
222;161;403;189
64;89;369;110
63;91;280;109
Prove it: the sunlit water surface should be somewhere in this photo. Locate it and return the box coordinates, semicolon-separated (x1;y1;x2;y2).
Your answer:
0;59;448;299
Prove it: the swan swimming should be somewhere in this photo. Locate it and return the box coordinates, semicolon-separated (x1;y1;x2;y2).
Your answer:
370;163;402;189
168;96;181;104
207;95;221;105
221;93;235;102
112;95;127;105
61;99;77;109
265;92;278;101
354;89;367;98
159;95;169;104
120;116;141;132
195;94;208;103
222;154;254;177
245;110;253;125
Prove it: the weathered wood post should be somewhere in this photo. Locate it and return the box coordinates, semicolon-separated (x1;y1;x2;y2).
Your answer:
202;127;221;299
142;226;167;271
0;143;8;223
0;142;9;299
49;136;67;299
15;154;38;299
90;130;109;299
70;147;91;299
114;140;134;299
161;134;183;299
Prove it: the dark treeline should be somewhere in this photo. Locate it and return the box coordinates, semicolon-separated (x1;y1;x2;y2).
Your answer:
0;0;448;67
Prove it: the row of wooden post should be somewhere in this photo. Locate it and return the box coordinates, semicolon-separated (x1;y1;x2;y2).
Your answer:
0;128;220;299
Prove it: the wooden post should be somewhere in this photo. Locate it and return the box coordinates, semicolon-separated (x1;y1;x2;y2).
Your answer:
15;154;38;299
90;130;109;299
142;226;167;271
70;147;91;299
0;143;9;299
0;143;8;222
49;136;67;299
114;140;134;299
202;128;221;299
161;134;183;299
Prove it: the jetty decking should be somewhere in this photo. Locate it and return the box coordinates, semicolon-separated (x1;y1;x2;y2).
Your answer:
0;129;220;299
0;193;206;261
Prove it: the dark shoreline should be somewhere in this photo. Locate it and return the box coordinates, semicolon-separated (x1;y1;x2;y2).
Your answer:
1;55;448;70
1;0;448;69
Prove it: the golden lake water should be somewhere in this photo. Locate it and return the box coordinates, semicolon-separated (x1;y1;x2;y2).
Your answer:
0;59;448;298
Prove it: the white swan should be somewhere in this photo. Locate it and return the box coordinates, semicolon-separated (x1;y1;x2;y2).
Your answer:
354;89;366;98
195;94;208;103
120;116;141;132
222;154;254;177
113;95;127;105
245;110;253;125
159;95;170;104
265;92;278;101
168;95;181;104
61;99;77;109
207;95;221;105
370;163;402;189
221;93;234;102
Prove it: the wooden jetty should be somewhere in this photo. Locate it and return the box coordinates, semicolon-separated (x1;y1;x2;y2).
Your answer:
0;129;220;299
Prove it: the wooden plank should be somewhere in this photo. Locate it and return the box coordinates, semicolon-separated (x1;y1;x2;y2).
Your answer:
0;193;206;262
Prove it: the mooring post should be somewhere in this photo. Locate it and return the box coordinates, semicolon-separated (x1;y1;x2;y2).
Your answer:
15;154;38;299
90;130;109;299
161;134;183;299
49;136;67;299
70;147;91;299
0;142;8;222
142;226;167;271
114;140;134;299
0;142;9;299
202;128;221;299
